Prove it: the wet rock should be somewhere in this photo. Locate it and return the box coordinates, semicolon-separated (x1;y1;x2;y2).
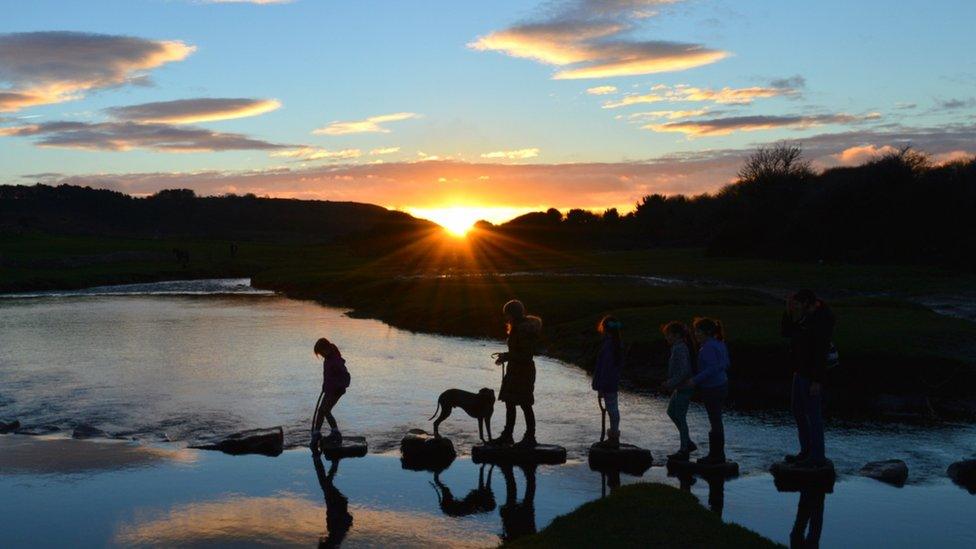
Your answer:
72;425;109;440
0;420;20;433
588;443;653;476
319;435;368;459
400;429;456;472
14;424;61;436
859;459;908;485
471;443;566;465
770;459;836;492
947;459;976;493
667;458;740;479
192;426;284;457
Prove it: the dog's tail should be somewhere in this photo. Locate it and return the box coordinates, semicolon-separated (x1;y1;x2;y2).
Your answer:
428;400;441;421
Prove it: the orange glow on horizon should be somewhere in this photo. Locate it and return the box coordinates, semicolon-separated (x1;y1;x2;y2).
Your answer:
405;205;532;237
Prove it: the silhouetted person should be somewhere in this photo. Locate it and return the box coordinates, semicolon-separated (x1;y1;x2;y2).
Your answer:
685;317;730;465
492;300;542;447
661;321;697;460
430;464;496;517
790;489;826;548
312;455;353;548
311;337;351;452
499;464;537;543
592;316;624;449
782;290;835;468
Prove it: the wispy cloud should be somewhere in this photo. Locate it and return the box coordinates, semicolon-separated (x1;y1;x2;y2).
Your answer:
0;31;194;112
480;148;540;160
105;98;281;124
369;146;400;155
313;112;420;135
602;82;801;108
586;85;618;95
628;109;710;120
271;147;361;161
937;97;976;110
469;1;727;79
645;112;881;136
1;120;288;152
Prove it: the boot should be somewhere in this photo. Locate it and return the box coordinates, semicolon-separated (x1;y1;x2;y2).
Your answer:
322;430;342;446
514;433;537;448
784;452;807;464
490;431;514;446
604;429;620;450
697;432;725;464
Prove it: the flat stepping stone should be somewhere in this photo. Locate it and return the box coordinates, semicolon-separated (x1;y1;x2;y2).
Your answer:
471;443;566;465
947;459;976;493
770;459;836;492
588;443;653;476
666;457;739;478
400;429;456;471
0;420;20;434
859;459;908;486
192;426;284;457
319;436;368;459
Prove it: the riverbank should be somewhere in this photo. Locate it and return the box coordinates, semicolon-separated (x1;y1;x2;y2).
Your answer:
4;232;976;418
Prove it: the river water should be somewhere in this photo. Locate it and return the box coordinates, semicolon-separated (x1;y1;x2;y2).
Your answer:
1;280;974;547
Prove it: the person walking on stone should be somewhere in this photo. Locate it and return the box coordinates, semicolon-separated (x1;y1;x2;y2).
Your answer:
311;337;351;452
782;289;835;468
491;300;543;448
592;316;624;449
662;321;697;460
685;317;730;465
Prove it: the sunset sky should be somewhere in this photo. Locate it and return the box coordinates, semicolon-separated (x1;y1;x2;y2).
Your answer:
2;0;975;226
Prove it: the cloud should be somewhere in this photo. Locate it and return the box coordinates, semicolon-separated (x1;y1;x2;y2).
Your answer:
105;98;281;124
770;75;806;90
0;31;194;112
1;120;288;152
646;113;881;136
832;144;899;165
480;148;540;160
313;112;420;135
628;108;710;120
602;82;800;108
271;147;361;161
369;146;400;155
586;85;618;95
937;97;976;110
469;1;727;79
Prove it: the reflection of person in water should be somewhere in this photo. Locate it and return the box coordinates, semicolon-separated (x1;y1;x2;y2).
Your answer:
312;455;353;548
705;475;726;518
499;464;537;543
430;464;496;517
790;489;826;549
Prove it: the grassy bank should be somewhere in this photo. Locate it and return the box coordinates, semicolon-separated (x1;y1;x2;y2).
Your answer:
505;483;781;548
4;232;976;417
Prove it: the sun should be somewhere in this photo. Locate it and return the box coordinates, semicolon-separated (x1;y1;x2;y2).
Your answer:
406;205;535;237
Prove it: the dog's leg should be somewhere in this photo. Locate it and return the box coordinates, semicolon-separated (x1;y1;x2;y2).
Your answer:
433;406;452;438
485;411;492;442
478;418;484;442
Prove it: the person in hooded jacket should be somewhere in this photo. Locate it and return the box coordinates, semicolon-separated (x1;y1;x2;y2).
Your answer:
492;300;543;448
592;316;624;449
310;337;351;452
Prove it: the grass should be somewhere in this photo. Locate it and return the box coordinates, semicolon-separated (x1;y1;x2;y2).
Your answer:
504;483;782;548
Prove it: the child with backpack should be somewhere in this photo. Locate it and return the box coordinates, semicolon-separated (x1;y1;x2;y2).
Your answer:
310;337;351;452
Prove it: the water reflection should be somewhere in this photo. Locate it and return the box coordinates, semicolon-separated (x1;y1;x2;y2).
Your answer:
312;455;353;548
790;489;827;549
499;464;537;543
431;464;496;517
667;469;727;517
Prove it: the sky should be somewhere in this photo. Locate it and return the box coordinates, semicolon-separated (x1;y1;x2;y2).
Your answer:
2;0;975;226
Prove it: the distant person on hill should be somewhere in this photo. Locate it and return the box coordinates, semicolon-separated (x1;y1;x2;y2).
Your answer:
592;316;624;449
685;317;730;465
311;337;351;452
661;321;697;460
491;300;543;448
782;289;835;468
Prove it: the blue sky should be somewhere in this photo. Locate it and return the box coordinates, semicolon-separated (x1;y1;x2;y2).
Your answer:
2;0;975;221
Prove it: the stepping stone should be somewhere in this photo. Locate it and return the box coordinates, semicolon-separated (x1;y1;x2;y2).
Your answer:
320;436;368;459
0;420;20;434
400;429;456;472
666;457;740;478
192;426;284;457
859;459;908;486
947;459;976;493
770;459;836;492
14;424;60;436
588;443;653;476
471;443;566;465
72;425;109;440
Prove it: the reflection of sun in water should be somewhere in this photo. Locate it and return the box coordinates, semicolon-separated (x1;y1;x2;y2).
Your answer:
407;206;530;237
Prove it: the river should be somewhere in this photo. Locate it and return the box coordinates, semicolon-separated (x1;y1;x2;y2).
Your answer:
1;279;974;547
